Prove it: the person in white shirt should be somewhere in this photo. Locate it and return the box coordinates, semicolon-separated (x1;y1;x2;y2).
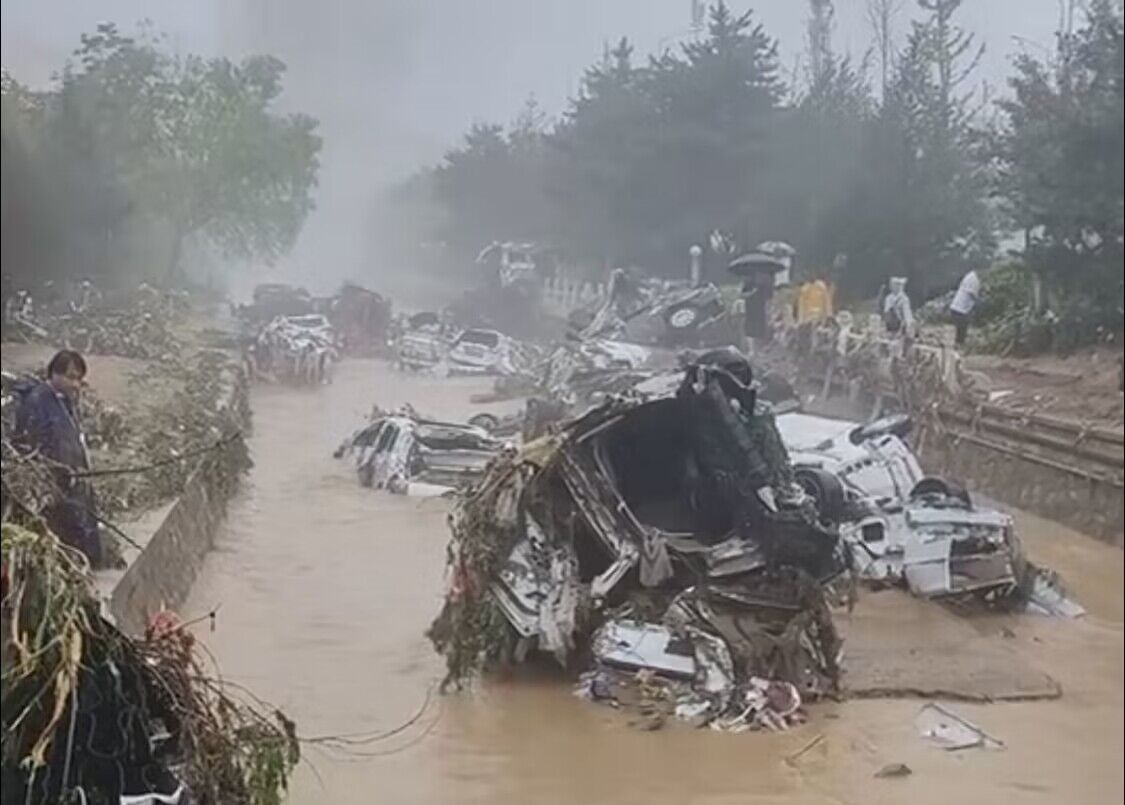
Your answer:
949;268;981;346
882;276;914;339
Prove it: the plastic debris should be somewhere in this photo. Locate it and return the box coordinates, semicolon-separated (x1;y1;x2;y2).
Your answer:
874;763;913;778
915;702;1005;751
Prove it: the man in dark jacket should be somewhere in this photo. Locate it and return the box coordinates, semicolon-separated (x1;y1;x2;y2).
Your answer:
13;350;104;566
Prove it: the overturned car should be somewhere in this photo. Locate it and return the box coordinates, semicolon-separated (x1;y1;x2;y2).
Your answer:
429;352;847;729
334;411;503;495
774;411;1078;612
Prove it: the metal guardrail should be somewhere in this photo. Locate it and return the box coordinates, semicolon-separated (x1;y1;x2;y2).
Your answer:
938;404;1123;472
800;326;1124;491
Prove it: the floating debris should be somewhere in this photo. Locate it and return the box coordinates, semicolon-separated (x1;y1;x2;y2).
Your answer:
874;762;913;778
915;702;1005;751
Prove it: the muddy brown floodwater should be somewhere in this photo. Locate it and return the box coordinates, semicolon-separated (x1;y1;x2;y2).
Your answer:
185;359;1124;805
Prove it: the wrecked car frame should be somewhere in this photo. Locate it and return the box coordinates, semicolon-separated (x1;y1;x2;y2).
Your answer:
429;360;846;711
335;413;503;496
776;411;1024;599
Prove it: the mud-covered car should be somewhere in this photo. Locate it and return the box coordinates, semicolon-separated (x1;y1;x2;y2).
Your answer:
446;328;538;376
277;313;334;341
394;312;448;371
334;413;502;495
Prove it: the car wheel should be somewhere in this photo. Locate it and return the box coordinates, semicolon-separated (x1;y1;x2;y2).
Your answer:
468;413;500;433
664;302;700;331
358;463;375;488
910;476;971;507
795;467;847;523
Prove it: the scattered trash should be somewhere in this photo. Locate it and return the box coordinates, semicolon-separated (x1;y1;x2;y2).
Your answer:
915;702;1005;751
785;733;826;766
1024;567;1087;618
874;762;913;778
631;713;666;732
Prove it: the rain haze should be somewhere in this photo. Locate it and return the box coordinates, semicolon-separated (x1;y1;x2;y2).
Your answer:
3;0;1061;292
2;2;1122;805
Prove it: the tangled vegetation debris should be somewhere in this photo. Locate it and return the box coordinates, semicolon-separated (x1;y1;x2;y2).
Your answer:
1;523;298;804
426;456;543;688
91;351;252;517
4;287;190;361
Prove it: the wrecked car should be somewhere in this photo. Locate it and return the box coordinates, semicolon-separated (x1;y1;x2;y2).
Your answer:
429;352;846;728
254;314;338;385
330;282;392;356
278;313;334;341
335;412;503;495
446;328;538;376
239;283;313;325
394;311;449;371
476;241;556;288
535;338;661;401
775;410;1081;613
580;280;737;349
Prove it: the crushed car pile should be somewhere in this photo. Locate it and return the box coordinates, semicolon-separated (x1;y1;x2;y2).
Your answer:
428;350;848;730
426;345;1084;730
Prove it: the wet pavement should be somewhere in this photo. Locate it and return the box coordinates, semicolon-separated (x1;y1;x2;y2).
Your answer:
185;358;1124;805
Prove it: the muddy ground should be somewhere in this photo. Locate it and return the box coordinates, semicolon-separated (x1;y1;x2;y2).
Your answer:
962;346;1124;428
177;358;1123;805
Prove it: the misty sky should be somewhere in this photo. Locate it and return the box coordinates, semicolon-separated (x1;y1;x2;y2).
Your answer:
2;0;1062;284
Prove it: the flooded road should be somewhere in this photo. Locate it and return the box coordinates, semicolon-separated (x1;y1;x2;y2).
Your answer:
186;359;1124;805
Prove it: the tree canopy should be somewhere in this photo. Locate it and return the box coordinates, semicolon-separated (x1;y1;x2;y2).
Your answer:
996;0;1123;328
388;0;1122;345
1;23;321;286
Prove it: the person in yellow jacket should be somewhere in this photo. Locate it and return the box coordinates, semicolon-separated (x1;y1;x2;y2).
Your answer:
796;278;833;323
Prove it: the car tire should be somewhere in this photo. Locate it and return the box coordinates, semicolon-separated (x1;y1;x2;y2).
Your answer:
468;413;500;433
795;467;847;523
664;302;701;331
358;463;375;488
910;476;971;507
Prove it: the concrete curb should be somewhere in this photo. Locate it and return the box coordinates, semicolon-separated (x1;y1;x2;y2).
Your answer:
108;363;250;634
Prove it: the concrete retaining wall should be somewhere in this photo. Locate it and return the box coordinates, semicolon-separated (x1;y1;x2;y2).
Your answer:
921;433;1124;547
109;367;249;634
803;391;1124;546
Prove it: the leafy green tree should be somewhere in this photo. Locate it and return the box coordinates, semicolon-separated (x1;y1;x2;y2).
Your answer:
2;23;321;285
547;3;784;274
996;0;1123;330
546;37;656;269
769;1;873;279
144;51;321;276
825;0;993;298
